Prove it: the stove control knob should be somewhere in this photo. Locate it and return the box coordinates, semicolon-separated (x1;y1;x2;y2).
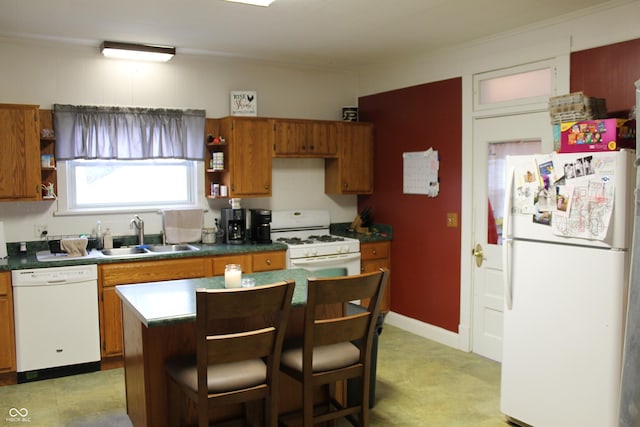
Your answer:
340;245;348;253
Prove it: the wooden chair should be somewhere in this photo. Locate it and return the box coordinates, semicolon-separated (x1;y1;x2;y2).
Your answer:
279;268;389;427
166;280;295;427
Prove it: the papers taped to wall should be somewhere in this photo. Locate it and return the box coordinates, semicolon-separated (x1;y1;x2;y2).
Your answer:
403;148;439;197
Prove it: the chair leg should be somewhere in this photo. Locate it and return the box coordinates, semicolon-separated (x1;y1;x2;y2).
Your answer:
303;382;314;427
167;378;182;427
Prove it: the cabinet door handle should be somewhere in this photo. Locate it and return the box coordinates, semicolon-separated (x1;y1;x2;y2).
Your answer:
372;250;377;255
266;259;272;266
264;184;270;190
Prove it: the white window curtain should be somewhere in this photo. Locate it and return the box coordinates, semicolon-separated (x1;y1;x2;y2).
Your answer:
53;104;206;160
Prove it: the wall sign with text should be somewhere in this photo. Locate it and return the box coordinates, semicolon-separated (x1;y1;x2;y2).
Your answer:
230;91;257;116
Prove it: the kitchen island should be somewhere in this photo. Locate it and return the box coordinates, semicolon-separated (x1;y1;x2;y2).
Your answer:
116;268;334;427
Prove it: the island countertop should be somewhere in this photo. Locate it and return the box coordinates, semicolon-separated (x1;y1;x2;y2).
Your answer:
115;268;313;328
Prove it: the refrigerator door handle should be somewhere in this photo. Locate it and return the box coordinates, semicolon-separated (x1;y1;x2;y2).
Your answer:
503;166;515;310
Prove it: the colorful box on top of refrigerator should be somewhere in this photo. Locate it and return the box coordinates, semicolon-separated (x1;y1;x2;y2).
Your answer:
559;118;635;153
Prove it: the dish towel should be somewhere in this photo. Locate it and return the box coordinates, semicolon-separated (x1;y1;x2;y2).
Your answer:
163;209;204;244
60;238;88;257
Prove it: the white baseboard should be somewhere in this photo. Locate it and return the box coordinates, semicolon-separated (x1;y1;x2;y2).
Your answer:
384;311;469;351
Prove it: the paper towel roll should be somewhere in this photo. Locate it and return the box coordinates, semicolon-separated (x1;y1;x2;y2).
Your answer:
0;221;7;259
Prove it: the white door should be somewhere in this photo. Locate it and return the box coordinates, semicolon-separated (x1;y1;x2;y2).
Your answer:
471;112;552;361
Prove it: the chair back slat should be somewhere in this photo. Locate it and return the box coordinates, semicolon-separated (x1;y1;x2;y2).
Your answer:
308;272;383;307
197;283;293;320
206;327;277;364
314;313;370;347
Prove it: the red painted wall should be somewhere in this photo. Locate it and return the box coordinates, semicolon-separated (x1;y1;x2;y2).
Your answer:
570;38;640;115
358;78;462;332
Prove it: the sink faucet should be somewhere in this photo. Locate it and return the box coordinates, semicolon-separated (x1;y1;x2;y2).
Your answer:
130;215;144;245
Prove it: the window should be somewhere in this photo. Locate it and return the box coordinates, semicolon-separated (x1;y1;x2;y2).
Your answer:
473;60;555;113
58;159;199;214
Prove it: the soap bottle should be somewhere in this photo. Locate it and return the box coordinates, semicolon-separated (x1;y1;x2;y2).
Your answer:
96;220;103;249
103;228;113;250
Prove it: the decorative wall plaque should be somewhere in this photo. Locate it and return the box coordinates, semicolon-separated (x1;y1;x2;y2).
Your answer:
230;91;257;116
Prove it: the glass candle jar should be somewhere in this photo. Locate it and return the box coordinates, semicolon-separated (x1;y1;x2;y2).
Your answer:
224;264;242;288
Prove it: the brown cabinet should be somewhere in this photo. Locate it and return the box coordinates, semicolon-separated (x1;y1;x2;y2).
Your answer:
208;251;286;276
0;104;41;201
209;254;252;276
360;241;391;313
99;258;207;358
218;117;273;197
0;271;16;373
251;250;286;272
203;118;228;200
273;119;337;157
325;122;374;195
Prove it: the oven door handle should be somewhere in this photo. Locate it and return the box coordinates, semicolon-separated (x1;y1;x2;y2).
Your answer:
290;252;361;265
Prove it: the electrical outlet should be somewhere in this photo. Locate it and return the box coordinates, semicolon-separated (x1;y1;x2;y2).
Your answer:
34;224;48;238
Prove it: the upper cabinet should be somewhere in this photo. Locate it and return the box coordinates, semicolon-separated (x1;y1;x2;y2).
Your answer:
205;116;373;199
273;119;338;157
325;122;374;195
0;104;41;201
218;117;273;198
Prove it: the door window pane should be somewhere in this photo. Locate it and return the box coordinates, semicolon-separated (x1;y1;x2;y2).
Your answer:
479;68;551;105
487;140;541;244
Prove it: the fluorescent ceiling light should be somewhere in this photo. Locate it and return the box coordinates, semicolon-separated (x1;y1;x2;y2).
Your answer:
224;0;275;6
100;41;175;62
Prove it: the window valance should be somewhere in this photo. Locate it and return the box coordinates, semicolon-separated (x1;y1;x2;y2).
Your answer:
53;104;206;160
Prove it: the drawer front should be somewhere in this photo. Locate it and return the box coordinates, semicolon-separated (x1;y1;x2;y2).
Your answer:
0;272;10;296
252;251;286;272
360;241;390;260
211;254;252;276
101;258;206;287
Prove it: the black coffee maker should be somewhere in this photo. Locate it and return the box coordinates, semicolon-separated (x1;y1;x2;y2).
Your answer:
250;209;272;244
221;208;246;244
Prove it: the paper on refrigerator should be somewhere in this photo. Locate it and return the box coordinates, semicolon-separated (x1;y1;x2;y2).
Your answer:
509;152;615;241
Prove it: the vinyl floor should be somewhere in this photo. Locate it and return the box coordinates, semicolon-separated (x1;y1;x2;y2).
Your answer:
0;324;511;426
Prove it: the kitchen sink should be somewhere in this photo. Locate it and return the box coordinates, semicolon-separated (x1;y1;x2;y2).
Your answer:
101;247;150;257
35;244;200;261
146;244;199;253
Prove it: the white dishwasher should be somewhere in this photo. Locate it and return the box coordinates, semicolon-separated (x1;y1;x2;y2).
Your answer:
12;264;101;382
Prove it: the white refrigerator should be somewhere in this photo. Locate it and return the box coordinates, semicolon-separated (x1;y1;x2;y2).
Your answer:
501;149;635;427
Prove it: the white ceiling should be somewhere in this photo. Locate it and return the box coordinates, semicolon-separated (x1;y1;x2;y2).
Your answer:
0;0;622;68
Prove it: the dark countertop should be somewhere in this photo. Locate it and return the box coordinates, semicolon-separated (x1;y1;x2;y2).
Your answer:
0;242;288;271
0;223;392;272
116;268;313;327
331;222;393;242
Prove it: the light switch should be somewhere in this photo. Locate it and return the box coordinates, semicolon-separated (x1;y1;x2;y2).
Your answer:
446;213;458;228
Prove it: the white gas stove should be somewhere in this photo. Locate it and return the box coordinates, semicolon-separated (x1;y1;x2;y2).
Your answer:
271;210;361;275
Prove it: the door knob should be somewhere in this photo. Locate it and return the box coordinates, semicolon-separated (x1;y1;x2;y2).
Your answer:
473;243;485;267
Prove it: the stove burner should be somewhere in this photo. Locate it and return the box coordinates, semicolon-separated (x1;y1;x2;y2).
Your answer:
276;237;314;245
308;235;345;242
276;235;347;245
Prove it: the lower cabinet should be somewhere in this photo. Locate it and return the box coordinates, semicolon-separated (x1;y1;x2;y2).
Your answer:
360;241;391;314
99;258;208;358
209;250;286;276
0;271;16;373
